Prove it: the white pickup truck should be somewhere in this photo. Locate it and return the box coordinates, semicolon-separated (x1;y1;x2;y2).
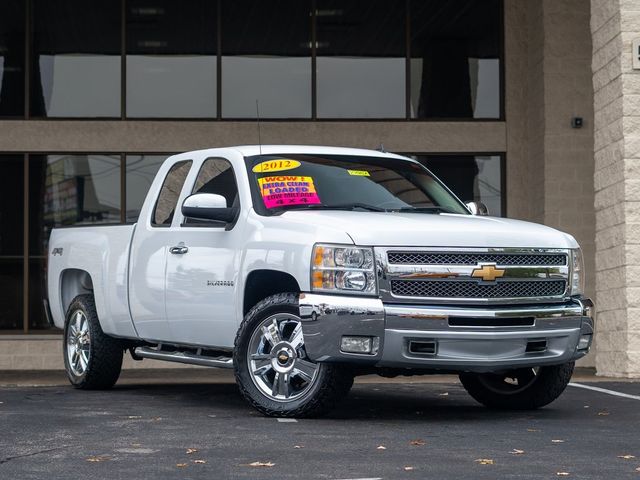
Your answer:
46;146;594;417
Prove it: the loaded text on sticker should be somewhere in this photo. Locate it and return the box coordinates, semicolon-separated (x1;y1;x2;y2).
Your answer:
258;176;321;209
252;159;301;173
347;169;370;177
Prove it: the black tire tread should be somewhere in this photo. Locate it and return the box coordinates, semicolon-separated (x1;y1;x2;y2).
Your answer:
459;362;575;410
64;294;123;390
233;293;353;418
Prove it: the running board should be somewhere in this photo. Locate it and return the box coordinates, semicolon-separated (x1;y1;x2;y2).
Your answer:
134;346;234;369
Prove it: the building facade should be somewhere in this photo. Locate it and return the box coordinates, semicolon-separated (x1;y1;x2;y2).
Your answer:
0;0;636;377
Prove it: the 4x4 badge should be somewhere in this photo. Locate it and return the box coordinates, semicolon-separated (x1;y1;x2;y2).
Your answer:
471;264;505;282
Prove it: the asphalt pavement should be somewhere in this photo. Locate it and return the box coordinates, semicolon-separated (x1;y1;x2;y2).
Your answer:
1;370;639;479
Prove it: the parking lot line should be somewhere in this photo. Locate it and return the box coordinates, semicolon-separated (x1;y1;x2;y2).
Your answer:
276;418;298;423
569;382;640;401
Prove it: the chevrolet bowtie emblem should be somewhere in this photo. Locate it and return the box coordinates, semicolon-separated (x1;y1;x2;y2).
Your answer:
471;264;505;282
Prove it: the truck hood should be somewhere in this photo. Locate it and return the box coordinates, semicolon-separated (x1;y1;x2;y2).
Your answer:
281;211;578;249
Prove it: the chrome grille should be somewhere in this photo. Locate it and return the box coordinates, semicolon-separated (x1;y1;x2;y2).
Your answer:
387;252;567;266
390;280;566;299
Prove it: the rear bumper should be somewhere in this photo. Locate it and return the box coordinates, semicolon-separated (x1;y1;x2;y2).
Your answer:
298;293;594;373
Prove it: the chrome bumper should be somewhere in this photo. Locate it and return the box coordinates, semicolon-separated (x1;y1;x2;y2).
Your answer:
298;293;594;373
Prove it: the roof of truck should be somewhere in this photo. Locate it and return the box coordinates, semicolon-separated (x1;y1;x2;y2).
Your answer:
192;145;416;163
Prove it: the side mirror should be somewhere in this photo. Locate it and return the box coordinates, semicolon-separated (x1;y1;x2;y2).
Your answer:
182;193;238;223
466;201;489;216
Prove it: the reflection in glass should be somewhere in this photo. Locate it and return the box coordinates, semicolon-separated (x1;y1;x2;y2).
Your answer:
0;156;24;256
0;259;23;330
0;0;25;117
126;155;166;222
29;155;121;255
31;0;121;117
126;0;217;117
316;0;405;118
412;154;503;216
221;0;311;118
410;0;501;119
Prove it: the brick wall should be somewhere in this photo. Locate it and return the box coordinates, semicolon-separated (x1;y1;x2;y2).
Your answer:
591;0;640;377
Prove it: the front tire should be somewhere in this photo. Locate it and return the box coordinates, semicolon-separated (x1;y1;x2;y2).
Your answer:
63;294;123;389
234;293;354;417
459;362;575;410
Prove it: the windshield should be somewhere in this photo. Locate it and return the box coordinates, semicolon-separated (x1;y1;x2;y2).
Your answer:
246;154;470;215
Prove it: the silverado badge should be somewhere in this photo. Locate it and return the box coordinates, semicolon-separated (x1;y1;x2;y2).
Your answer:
471;263;505;282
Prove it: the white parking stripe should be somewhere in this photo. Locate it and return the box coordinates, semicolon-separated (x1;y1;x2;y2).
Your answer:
276;418;298;423
569;382;640;401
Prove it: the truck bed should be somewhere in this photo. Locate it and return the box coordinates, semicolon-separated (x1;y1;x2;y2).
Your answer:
47;224;138;338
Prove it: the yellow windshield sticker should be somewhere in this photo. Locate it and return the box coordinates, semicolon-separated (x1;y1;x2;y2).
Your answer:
252;159;301;173
347;169;370;177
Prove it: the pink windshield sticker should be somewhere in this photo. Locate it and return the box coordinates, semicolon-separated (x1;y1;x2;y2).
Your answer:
258;175;321;209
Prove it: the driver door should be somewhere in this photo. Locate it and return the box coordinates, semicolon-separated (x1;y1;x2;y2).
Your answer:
164;157;245;348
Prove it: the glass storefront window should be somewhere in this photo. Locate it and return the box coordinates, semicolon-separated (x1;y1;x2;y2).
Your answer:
126;0;217;118
126;155;166;222
30;0;121;117
29;258;49;330
316;0;405;118
0;156;24;256
0;0;25;117
221;0;312;118
410;0;501;119
29;154;121;255
411;154;503;216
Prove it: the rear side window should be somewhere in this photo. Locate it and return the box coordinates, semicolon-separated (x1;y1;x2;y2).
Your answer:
152;160;192;226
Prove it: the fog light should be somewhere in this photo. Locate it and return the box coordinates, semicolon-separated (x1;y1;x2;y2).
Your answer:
578;334;592;350
341;336;379;354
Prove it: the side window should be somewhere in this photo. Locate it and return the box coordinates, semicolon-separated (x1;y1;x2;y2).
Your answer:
185;158;239;225
152;160;192;226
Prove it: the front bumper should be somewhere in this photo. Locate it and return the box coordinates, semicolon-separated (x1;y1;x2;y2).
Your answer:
298;293;594;373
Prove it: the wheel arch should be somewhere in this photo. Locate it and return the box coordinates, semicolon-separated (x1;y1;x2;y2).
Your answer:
60;268;94;318
243;269;301;316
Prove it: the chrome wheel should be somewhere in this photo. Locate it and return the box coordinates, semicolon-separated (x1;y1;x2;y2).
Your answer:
478;367;540;395
66;309;91;376
247;313;319;402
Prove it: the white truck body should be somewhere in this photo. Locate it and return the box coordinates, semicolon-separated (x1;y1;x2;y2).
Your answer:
47;145;594;415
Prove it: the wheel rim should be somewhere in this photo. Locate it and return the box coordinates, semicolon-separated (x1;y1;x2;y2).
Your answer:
477;367;540;395
247;313;319;402
66;310;91;376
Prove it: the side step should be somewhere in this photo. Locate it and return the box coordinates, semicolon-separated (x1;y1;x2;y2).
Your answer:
134;345;234;369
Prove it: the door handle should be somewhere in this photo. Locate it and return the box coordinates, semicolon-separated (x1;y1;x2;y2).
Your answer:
169;245;189;255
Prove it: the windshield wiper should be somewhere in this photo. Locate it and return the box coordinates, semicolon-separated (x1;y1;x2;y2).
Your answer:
391;206;458;214
287;203;386;212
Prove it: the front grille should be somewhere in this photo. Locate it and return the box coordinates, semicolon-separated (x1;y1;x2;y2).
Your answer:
390;279;566;299
387;252;567;266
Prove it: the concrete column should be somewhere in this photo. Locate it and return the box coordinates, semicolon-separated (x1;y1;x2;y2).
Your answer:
591;0;640;377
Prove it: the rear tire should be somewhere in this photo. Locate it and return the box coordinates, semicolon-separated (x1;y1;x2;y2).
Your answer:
459;362;574;410
63;294;123;389
234;293;354;418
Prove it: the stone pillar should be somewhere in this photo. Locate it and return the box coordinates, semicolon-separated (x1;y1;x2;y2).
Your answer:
591;0;640;377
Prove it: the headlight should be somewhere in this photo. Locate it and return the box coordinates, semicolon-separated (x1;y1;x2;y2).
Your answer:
311;244;377;295
570;248;584;296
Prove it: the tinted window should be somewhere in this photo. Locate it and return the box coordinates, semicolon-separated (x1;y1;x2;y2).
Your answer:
316;0;405;118
126;155;166;222
221;0;311;118
192;158;238;207
0;0;25;117
0;155;24;255
29;154;122;254
31;0;121;117
413;154;503;216
410;0;501;119
126;0;217;118
152;160;192;226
